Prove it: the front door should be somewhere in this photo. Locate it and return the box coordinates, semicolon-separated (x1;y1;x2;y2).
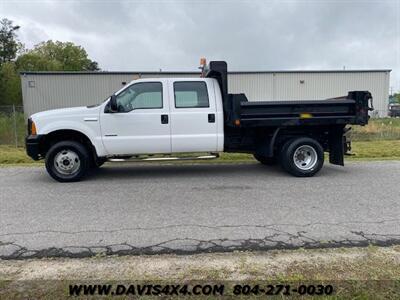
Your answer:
100;80;171;155
169;79;218;152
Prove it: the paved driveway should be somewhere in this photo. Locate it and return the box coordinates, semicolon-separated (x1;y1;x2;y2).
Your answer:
1;161;399;259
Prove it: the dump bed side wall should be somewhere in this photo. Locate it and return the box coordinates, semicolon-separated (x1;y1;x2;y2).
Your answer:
224;91;371;128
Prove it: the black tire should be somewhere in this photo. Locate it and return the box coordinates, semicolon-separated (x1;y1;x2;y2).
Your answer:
253;153;277;165
279;137;324;177
45;140;90;182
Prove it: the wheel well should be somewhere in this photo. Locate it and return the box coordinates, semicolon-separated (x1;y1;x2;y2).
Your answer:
260;127;337;157
274;133;326;153
41;130;97;161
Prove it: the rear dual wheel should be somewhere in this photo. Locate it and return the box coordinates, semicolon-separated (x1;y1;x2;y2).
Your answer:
279;137;324;177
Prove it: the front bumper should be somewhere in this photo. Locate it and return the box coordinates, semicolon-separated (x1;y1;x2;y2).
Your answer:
25;135;45;160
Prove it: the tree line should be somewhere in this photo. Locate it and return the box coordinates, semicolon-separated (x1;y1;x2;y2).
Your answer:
0;18;100;106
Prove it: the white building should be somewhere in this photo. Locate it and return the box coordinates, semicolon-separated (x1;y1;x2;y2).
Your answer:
21;69;390;117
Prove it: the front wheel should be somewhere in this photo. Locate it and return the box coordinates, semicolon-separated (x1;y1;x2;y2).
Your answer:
279;137;324;177
45;141;90;182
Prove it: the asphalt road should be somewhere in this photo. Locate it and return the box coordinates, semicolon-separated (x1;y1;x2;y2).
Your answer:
1;161;400;259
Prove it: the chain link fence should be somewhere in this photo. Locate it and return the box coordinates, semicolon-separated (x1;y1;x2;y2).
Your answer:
0;105;25;147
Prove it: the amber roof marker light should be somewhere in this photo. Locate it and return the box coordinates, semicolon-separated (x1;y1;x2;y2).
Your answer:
199;57;207;77
199;57;207;68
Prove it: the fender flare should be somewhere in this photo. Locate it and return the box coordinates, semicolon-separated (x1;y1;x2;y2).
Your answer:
39;122;106;157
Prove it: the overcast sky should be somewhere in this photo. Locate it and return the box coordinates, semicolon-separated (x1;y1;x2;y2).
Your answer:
2;0;399;91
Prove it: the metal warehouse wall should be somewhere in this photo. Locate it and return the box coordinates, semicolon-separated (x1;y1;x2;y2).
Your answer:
21;70;390;117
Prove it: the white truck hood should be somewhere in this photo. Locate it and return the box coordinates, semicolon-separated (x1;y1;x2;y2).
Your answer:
30;104;104;136
31;106;101;120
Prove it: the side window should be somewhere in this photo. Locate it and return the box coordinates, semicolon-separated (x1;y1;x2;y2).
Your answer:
174;81;209;108
116;82;162;112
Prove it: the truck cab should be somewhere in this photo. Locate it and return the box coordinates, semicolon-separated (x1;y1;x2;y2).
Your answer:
101;78;224;155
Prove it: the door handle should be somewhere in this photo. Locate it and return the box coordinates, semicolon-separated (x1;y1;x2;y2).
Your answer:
161;114;169;124
208;113;215;123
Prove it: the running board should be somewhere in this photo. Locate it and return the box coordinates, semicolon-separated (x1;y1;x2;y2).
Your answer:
108;154;219;163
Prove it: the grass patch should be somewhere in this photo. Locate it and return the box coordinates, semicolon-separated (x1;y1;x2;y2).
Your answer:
350;140;400;160
1;139;400;166
0;146;41;164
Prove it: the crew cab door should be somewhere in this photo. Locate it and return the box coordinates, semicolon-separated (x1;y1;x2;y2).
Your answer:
168;79;218;152
100;80;171;155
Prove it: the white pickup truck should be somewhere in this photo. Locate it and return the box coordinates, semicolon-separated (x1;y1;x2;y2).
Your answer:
26;61;372;182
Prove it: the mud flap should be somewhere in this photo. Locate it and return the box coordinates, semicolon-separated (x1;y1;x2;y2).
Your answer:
329;127;345;166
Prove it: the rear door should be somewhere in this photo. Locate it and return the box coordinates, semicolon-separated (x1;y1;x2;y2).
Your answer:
168;79;218;152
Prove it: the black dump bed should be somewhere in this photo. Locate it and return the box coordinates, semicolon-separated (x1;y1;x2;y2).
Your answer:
204;61;373;128
234;91;372;127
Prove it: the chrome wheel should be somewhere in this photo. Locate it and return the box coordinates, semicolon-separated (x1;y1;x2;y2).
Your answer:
293;145;318;171
54;149;81;175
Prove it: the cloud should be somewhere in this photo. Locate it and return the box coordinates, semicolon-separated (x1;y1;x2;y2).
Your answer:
1;0;399;90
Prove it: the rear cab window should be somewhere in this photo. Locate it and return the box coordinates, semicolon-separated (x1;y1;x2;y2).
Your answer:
174;81;209;108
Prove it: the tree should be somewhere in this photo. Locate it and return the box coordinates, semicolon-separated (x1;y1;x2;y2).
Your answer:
0;62;21;105
0;18;21;65
16;40;100;71
0;19;101;106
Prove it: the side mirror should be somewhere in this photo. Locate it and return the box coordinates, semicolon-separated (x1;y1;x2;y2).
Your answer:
109;94;118;112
